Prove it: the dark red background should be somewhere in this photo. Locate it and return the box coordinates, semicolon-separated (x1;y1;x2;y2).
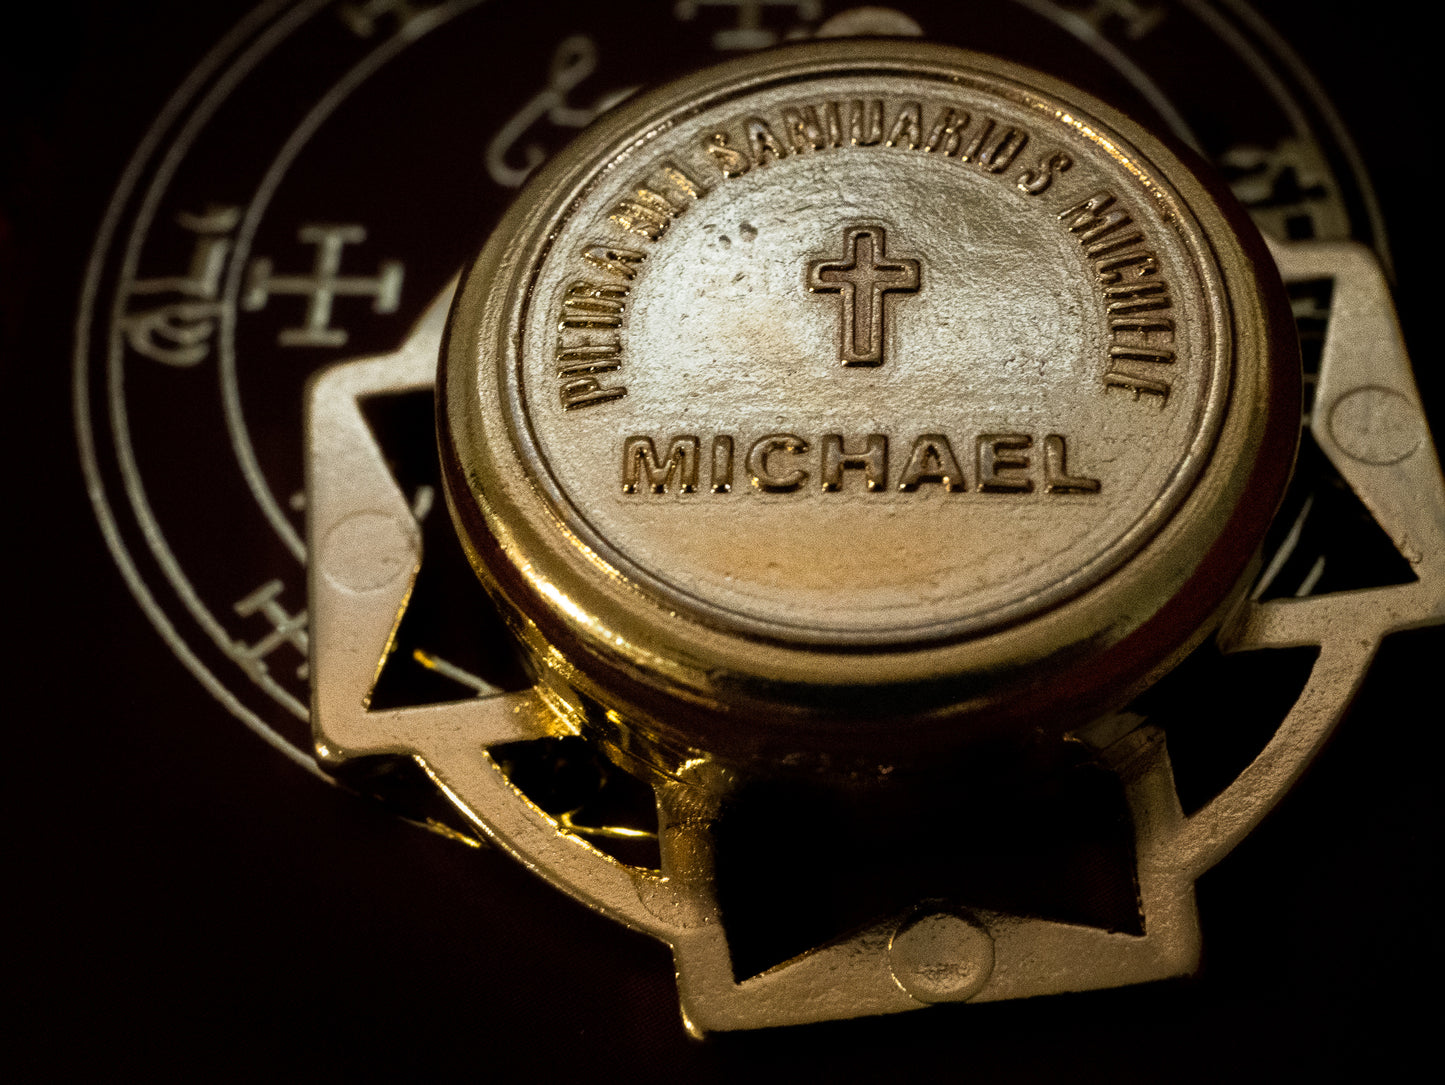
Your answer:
4;2;1437;1079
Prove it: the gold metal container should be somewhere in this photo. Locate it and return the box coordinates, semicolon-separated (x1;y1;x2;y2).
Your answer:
305;36;1439;1034
438;40;1299;780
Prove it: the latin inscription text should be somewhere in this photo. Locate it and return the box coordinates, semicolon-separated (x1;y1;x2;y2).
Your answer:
1059;190;1178;403
553;162;709;411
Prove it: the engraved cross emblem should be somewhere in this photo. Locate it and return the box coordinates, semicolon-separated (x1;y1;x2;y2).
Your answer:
807;225;921;367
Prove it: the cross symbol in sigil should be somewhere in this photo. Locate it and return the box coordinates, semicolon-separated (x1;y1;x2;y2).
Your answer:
242;223;403;347
806;225;921;367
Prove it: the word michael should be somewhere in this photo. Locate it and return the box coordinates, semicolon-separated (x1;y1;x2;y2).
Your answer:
621;432;1101;495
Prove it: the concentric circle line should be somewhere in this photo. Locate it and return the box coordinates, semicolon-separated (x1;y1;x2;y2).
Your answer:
74;0;1393;772
507;62;1231;645
1211;0;1391;271
218;0;486;566
75;0;328;776
1007;0;1201;152
105;0;331;728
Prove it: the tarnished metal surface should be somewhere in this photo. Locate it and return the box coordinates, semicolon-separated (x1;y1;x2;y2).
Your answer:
307;241;1441;1033
307;237;1440;1037
438;42;1298;776
302;40;1441;1032
501;56;1231;642
34;0;1441;1067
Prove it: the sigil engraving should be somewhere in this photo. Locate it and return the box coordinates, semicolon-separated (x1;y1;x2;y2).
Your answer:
673;0;823;51
486;36;635;189
807;225;921;367
1072;0;1167;42
233;579;309;682
241;223;403;347
123;205;239;367
337;0;439;37
1220;137;1344;242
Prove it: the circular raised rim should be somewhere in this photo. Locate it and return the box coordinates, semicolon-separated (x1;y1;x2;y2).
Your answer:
484;42;1232;648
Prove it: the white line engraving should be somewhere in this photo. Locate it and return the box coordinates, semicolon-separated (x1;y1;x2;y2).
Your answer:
338;0;438;37
241;223;404;347
1221;137;1345;242
122;205;240;366
1069;0;1165;40
413;649;504;696
234;579;310;682
674;0;822;49
485;36;636;189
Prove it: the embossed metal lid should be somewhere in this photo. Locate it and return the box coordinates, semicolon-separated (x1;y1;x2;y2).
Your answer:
439;40;1298;775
